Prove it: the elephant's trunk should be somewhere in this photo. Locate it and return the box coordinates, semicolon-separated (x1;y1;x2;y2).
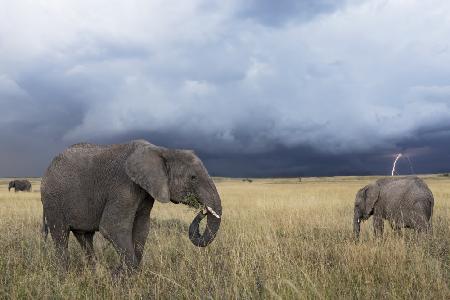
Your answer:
353;209;361;239
189;211;221;247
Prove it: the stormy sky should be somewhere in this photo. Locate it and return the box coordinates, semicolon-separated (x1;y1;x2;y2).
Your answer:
1;0;450;177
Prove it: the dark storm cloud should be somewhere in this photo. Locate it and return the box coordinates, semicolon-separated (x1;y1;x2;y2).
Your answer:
0;68;88;176
86;125;450;177
1;0;450;177
394;128;450;175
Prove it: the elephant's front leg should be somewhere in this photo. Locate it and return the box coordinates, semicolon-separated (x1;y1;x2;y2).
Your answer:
99;195;140;273
132;198;154;264
373;215;384;237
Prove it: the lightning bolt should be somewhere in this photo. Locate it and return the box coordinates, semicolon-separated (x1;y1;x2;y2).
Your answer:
391;153;402;176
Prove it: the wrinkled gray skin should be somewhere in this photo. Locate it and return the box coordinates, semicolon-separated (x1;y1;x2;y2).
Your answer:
354;177;434;239
41;140;222;272
8;179;32;192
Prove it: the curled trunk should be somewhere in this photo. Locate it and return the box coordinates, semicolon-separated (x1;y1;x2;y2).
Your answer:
189;211;221;247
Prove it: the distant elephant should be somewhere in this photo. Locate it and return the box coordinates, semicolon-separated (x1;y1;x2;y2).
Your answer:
41;140;222;272
8;179;32;192
353;177;433;239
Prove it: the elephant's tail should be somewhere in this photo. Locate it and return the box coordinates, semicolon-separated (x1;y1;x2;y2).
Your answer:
42;212;49;241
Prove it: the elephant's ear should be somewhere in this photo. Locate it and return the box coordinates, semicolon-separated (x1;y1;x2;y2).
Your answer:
125;145;170;203
364;184;380;215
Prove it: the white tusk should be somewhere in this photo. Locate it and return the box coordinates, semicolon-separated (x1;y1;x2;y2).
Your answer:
206;206;221;219
357;219;360;224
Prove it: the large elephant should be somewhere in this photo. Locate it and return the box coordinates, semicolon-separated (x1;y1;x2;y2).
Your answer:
41;140;222;272
353;177;433;239
8;179;32;192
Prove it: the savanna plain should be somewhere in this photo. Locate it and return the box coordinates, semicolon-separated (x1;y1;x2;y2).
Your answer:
0;176;448;299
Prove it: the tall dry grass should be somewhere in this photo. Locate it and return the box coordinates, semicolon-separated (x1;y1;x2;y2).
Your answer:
0;176;448;299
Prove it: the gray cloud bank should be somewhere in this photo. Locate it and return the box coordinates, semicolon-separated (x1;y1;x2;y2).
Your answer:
1;0;449;177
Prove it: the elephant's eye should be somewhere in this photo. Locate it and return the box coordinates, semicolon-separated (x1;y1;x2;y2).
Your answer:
191;175;197;180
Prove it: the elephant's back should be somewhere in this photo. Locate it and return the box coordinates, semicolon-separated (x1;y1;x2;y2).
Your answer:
20;179;31;186
42;143;129;188
20;180;31;190
400;177;434;205
380;177;432;197
382;177;434;222
41;140;150;195
41;142;134;230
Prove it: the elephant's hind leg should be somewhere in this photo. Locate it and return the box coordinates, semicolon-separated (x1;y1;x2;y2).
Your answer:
49;224;70;271
414;216;432;234
411;205;432;234
73;231;96;265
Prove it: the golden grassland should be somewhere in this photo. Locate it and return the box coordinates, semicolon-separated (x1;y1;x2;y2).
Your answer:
0;176;448;299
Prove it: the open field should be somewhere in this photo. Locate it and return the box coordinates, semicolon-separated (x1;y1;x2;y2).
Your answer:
0;176;448;299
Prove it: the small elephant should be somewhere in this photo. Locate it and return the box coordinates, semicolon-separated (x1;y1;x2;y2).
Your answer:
8;179;32;192
353;177;433;238
41;140;222;272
